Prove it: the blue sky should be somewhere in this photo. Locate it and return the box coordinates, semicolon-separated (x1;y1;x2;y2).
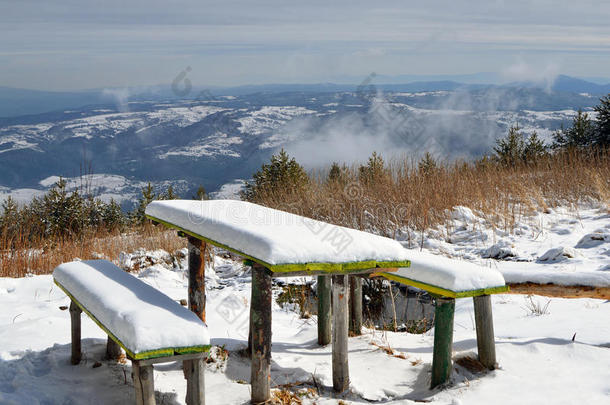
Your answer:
2;0;610;90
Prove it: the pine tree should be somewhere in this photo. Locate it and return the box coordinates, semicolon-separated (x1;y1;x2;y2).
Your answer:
0;196;19;230
593;94;610;147
493;125;526;166
193;185;207;200
522;132;547;163
418;152;438;175
163;184;178;200
552;109;595;149
241;149;309;201
132;182;156;225
327;162;349;185
358;151;388;184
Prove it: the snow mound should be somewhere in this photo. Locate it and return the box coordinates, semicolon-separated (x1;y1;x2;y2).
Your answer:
575;230;610;248
538;246;579;262
481;240;520;260
53;260;209;357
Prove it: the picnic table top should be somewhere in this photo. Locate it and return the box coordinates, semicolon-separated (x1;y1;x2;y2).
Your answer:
145;199;411;273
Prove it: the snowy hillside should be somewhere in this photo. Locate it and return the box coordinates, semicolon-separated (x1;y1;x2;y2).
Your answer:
0;204;608;404
0;88;601;206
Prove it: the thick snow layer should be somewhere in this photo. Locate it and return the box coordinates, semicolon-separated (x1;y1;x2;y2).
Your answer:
389;250;506;292
53;260;209;355
146;200;410;267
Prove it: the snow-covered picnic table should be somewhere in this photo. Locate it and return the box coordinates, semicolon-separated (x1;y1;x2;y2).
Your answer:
145;200;508;400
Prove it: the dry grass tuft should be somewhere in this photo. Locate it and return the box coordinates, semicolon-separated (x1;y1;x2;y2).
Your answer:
0;223;183;277
455;355;489;374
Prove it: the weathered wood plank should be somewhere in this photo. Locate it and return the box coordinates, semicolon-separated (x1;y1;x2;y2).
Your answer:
133;361;155;405
507;283;610;300
332;274;350;393
187;237;207;322
106;336;122;360
250;263;272;404
349;276;362;336
184;358;205;405
431;297;455;389
69;301;82;365
473;295;497;370
133;352;205;366
317;275;332;345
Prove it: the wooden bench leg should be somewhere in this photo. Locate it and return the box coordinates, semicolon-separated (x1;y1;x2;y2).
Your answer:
188;237;207;323
473;294;497;370
250;264;272;404
69;301;82;365
106;336;122;360
133;361;155;405
431;297;455;389
317;275;332;345
184;358;205;405
332;274;349;393
349;276;363;336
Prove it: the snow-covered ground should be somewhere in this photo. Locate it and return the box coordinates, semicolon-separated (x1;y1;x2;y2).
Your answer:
1;205;609;404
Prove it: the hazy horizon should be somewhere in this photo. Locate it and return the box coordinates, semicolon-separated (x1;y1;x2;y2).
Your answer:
2;1;610;92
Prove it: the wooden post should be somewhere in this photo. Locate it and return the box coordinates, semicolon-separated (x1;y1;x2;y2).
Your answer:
184;358;205;405
250;264;272;404
473;295;497;370
69;301;82;365
317;275;332;345
332;274;349;393
187;237;206;322
431;297;455;389
349;276;363;336
133;361;156;405
106;336;122;360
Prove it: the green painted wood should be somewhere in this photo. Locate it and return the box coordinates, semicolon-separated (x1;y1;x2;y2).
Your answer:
250;264;272;404
431;297;455;388
317;275;332;345
473;295;497;370
349;276;363;336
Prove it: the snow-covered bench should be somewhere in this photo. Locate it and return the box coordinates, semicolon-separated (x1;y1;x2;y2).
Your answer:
144;199;507;396
376;250;508;386
53;260;210;405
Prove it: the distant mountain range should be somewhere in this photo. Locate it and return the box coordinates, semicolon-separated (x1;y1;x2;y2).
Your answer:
0;85;602;208
1;74;608;118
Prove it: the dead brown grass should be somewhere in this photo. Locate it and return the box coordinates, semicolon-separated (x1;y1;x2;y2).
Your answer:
252;148;610;238
0;223;183;277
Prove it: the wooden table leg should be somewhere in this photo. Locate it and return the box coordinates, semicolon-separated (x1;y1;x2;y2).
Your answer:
250;264;272;404
332;274;349;392
187;237;206;322
184;357;205;405
473;294;497;370
317;275;331;345
133;361;155;405
106;336;122;360
69;301;82;365
431;297;455;389
349;276;363;336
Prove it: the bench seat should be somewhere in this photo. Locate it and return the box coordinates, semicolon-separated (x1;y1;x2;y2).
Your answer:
379;250;509;297
54;260;210;360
